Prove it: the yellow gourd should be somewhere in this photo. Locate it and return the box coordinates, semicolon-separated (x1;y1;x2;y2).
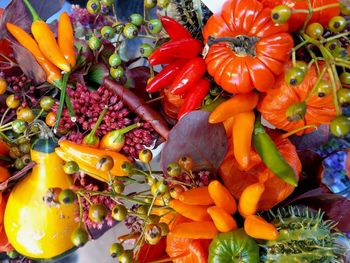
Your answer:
4;122;79;259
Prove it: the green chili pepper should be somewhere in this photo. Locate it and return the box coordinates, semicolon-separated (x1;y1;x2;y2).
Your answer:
253;114;298;187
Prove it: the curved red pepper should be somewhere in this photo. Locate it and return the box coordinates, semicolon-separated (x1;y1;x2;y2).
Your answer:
149;38;202;66
170;57;207;95
161;16;193;40
146;60;186;93
178;78;210;119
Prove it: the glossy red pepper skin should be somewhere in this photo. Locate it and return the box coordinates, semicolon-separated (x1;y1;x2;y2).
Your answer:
146;60;186;93
170;57;207;95
160;16;193;40
178;78;210;119
149;38;202;66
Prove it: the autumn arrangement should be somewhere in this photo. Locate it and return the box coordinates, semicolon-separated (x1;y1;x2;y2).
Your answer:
0;0;349;262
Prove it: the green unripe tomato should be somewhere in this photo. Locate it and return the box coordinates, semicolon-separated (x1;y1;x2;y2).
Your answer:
110;66;125;79
330;116;350;137
40;96;55;110
101;26;115;39
86;0;101;14
271;5;292;24
144;0;157;8
123;23;139;39
109;53;122;68
285;67;305;86
328;16;347;33
113;182;125;194
121;161;133;174
156;180;168;194
20;154;31;166
337;88;350;106
71;227;89;247
111;204;127;221
316;80;332;97
88;36;101;50
58;189;77;204
12;119;26;134
88;203;108;223
147;19;162;34
306;22;324;39
129;13;144;26
139;149;153;163
114;23;124;33
340;72;350;85
140;43;154;57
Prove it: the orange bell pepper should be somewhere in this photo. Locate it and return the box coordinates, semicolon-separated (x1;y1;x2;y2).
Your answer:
208;180;237;214
207;206;237;233
244;215;279;241
178;186;214;206
168;200;211;221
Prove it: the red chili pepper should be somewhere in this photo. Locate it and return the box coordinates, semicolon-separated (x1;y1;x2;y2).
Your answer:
160;16;193;40
170;57;207;95
146;60;186;93
149;38;202;66
178;78;210;119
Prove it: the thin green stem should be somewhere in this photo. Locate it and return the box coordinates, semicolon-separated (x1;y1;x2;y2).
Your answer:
23;0;41;21
86;105;108;139
322;32;350;43
0;131;12;143
327;65;341;115
33;108;44;122
0;108;10;127
77;194;83;223
65;93;76;122
302;0;313;31
305;66;327;103
53;73;70;133
79;192;93;205
313;3;340;12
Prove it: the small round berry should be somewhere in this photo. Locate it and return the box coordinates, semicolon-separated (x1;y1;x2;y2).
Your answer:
144;0;157;8
114;23;124;33
88;35;101;51
325;40;340;52
147;175;157;186
12;119;26;134
144;224;162;245
316;79;332;97
158;222;169;236
306;23;324;39
86;0;101;14
328;16;347;33
63;161;79;174
340;72;350;85
71;226;89;247
121;161;133;174
14;158;24;170
20;154;31;166
109;53;122;68
337;88;350;106
123;23;139;39
147;19;162;34
113;182;125;194
101;0;114;7
96;155;114;171
101;25;115;39
118;250;133;263
330;116;350;137
137;205;149;215
40;96;55;111
129;13;144;26
156;180;168;194
45;111;56;127
109;243;124;258
110;66;125;79
19;142;31;154
139;149;153;163
294;61;308;74
271;5;292;24
285;67;305;86
17;107;34;122
88;203;108;223
178;156;193;171
58;189;77;204
140;43;154;58
166;162;181;177
111;204;127;221
333;46;348;59
6;94;20;109
157;0;170;8
0;78;7;95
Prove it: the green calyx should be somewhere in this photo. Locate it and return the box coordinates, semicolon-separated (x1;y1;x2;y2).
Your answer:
83;105;108;145
111;123;141;143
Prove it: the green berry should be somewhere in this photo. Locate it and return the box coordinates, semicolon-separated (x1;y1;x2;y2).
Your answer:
20;154;31;165
333;46;348;59
140;43;154;58
139;149;153;163
19;142;31;154
6;94;20;109
144;0;157;8
86;0;101;14
14;158;24;170
147;214;160;224
147;19;162;34
63;161;79;174
147;175;157;186
58;189;76;204
156;180;168;194
114;23;124;33
340;72;350;85
137;205;149;215
330;116;350;137
118;250;133;263
340;2;350;15
328;16;347;33
271;5;292;24
166;162;181;177
101;26;115;39
285;67;305;86
325;40;340;53
157;0;170;8
40;96;55;110
113;182;125;194
129;13;144;26
109;53;122;68
294;61;308;74
111;204;127;221
71;227;89;247
123;23;139;39
316;79;332;97
88;204;108;223
110;243;124;258
306;23;324;39
121;161;133;174
88;36;101;50
110;66;125;79
12;119;26;134
101;0;114;7
337;88;350;106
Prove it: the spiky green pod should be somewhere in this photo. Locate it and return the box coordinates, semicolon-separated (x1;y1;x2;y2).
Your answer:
260;206;347;263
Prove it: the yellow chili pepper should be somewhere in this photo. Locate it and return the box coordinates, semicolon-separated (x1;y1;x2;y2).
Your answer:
6;23;62;84
58;12;76;68
23;0;71;72
238;182;265;218
244;215;279;241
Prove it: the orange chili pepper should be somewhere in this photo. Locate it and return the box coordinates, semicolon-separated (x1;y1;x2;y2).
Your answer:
244;215;279;241
0;167;10;183
58;12;76;68
6;23;62;84
209;92;259;123
238;182;265;218
23;0;71;72
170;221;218;239
57;140;130;178
223;116;234;138
168;200;211;222
178;186;214;206
207;206;237;233
232;110;255;170
208;180;237;214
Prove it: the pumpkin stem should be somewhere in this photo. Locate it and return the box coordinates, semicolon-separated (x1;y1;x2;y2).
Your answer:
286;102;307;122
207;35;260;57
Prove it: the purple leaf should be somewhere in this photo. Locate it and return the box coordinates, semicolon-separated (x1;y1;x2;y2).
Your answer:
30;0;65;21
160;110;228;174
12;43;46;84
290;125;330;150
